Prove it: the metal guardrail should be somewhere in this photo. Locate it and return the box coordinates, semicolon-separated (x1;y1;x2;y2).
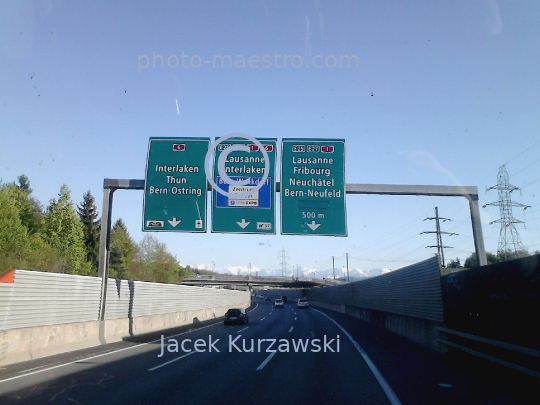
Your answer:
437;326;540;379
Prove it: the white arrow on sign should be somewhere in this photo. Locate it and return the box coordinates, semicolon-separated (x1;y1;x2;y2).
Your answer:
168;217;182;227
306;221;321;231
237;219;250;229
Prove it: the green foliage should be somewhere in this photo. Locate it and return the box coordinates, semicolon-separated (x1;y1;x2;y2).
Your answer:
0;188;31;270
133;234;183;283
2;181;44;235
0;186;56;272
464;249;531;268
109;218;137;279
446;258;462;268
77;190;100;272
17;174;32;193
1;177;192;283
44;185;91;275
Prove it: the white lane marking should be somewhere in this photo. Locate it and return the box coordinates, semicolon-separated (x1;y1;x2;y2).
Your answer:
289;327;294;332
313;309;402;405
256;351;277;371
1;303;260;383
0;344;145;385
261;317;266;321
16;366;45;373
237;327;249;334
295;317;297;321
148;350;196;371
0;321;221;384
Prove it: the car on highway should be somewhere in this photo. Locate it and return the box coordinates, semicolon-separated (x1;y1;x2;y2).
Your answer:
297;298;309;309
223;308;249;325
273;299;284;308
281;295;288;303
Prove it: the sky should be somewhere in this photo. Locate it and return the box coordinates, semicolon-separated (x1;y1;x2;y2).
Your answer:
1;0;540;278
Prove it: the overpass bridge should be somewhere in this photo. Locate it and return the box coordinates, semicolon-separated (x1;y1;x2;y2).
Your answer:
181;274;344;289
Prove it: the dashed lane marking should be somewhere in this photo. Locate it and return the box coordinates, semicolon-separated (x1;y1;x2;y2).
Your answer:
148;351;197;371
256;351;277;371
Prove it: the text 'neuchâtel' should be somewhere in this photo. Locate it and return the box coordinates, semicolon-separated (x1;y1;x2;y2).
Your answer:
284;156;341;198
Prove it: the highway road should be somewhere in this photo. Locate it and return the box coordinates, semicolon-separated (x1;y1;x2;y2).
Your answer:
0;299;534;404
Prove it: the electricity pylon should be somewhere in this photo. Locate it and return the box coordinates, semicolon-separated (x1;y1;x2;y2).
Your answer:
484;165;530;258
421;207;457;267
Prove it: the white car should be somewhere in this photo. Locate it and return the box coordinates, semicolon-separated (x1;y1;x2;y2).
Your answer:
273;299;284;308
297;298;309;309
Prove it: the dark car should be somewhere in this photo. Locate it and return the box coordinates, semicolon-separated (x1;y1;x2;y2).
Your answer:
224;308;249;325
281;295;288;303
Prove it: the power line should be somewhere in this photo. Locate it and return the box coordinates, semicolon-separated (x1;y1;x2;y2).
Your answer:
512;156;540;177
503;139;540;167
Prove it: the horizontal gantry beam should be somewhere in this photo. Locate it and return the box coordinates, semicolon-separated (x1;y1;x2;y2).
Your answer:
103;179;479;198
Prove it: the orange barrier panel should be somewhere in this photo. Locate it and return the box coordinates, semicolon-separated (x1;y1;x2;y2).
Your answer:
0;269;15;283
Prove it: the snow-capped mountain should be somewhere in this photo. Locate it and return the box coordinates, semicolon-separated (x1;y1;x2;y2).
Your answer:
195;263;393;280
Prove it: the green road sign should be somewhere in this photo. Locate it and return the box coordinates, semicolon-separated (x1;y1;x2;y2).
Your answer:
143;137;209;232
211;137;277;234
280;138;347;236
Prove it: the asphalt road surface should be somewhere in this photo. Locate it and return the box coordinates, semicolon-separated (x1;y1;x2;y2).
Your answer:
0;300;535;404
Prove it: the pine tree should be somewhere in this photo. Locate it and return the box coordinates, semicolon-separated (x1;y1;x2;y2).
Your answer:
17;174;32;193
109;218;137;279
77;190;100;272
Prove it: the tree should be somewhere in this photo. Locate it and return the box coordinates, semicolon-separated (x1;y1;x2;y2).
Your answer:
2;180;44;235
464;250;531;268
133;234;181;283
44;185;91;275
109;241;127;279
497;249;529;262
17;174;32;193
447;258;462;268
180;265;194;279
0;189;31;270
109;218;137;279
77;191;100;272
0;187;56;272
